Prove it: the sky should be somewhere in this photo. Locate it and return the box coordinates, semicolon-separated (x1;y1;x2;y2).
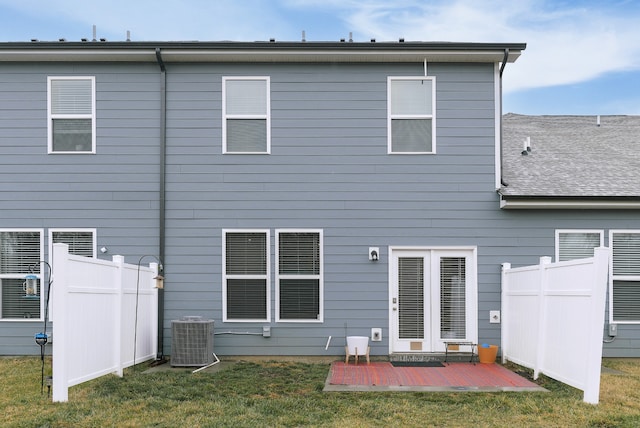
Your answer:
1;0;639;115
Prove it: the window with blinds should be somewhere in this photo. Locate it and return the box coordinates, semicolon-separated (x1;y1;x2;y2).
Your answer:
223;77;270;153
51;229;96;258
276;230;322;321
388;77;436;154
0;230;43;320
440;257;466;340
398;257;424;339
611;231;640;322
48;77;95;153
223;230;269;321
556;230;603;262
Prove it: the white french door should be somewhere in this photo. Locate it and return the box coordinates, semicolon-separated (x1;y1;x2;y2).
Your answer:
389;247;477;354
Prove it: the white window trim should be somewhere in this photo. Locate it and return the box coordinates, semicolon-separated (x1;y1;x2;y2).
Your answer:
222;76;271;154
387;76;436;155
47;76;96;154
0;228;44;322
554;229;604;262
609;229;640;324
222;229;270;322
48;228;97;261
275;229;323;323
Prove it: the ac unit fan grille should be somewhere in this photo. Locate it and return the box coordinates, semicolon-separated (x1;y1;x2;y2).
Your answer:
171;318;214;367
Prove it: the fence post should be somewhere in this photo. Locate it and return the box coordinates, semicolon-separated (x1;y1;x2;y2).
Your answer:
533;256;552;380
52;243;70;402
583;247;609;404
149;262;159;360
113;255;125;377
500;263;511;364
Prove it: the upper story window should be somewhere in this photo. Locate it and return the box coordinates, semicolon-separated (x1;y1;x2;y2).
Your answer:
555;230;603;262
223;230;270;322
222;77;270;154
0;229;43;320
48;76;96;154
388;76;436;154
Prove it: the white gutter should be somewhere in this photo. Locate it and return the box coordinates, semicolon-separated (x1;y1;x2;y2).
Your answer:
500;197;640;209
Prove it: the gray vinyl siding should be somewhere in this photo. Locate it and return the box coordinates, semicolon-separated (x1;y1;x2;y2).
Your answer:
162;61;497;356
2;60;639;357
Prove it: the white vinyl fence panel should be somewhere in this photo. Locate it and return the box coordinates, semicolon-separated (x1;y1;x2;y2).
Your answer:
51;243;158;402
501;247;609;404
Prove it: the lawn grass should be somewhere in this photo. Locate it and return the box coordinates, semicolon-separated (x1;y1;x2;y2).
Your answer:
1;357;640;427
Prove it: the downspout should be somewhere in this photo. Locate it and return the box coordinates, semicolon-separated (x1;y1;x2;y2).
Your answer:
499;49;509;187
155;48;167;360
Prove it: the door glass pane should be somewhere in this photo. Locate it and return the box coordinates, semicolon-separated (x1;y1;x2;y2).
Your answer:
440;257;466;340
398;257;424;339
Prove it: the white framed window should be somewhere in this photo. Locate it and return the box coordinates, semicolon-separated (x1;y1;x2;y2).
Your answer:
222;77;270;154
47;76;96;154
0;229;44;320
387;76;436;154
223;230;270;322
610;230;640;323
276;229;323;322
49;229;96;259
555;230;604;262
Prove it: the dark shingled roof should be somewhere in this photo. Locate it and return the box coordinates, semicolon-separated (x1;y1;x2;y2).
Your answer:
500;113;640;198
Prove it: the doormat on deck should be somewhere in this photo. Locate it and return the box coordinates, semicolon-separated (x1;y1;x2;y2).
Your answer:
391;361;444;367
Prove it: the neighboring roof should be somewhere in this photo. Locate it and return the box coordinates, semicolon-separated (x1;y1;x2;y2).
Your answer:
0;40;525;63
499;113;640;209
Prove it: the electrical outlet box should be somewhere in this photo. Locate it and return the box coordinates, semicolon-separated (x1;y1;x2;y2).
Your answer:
608;323;618;337
371;328;382;341
262;326;271;337
489;310;501;324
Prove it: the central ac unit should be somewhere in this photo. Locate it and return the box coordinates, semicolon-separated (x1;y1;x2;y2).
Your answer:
171;316;214;367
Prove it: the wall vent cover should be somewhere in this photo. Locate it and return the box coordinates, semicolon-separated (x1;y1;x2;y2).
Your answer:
171;316;214;367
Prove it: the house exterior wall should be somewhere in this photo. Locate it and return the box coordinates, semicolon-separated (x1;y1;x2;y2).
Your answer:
0;62;161;354
1;58;638;357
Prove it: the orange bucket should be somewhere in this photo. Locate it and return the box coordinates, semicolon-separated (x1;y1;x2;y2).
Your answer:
478;344;498;363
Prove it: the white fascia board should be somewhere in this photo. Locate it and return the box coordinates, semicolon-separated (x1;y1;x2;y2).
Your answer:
0;49;157;62
162;49;518;63
0;48;521;64
500;197;640;209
